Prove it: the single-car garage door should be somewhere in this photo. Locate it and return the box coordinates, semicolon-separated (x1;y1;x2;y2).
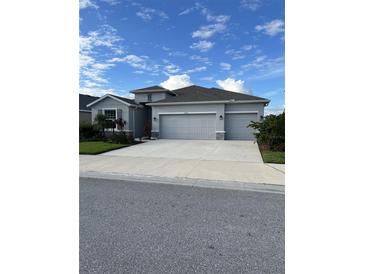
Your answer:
225;113;258;140
160;114;216;140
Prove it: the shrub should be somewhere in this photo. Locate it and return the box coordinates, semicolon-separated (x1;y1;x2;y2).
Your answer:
110;132;133;144
79;123;99;140
248;112;285;151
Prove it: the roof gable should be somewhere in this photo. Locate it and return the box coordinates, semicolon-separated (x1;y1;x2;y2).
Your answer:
86;94;138;108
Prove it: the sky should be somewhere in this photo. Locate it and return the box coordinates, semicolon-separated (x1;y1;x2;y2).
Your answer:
79;0;285;114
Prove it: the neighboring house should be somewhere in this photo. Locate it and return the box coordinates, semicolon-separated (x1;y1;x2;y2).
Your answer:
79;94;99;124
87;85;269;140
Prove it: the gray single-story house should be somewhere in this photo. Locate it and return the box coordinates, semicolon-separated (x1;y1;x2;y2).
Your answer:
79;94;99;124
86;85;269;140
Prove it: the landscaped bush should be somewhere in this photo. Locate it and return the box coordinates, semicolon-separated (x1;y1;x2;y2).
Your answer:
109;132;133;144
248;112;285;151
79;123;99;140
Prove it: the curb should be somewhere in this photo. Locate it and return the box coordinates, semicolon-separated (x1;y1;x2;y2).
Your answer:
80;171;285;194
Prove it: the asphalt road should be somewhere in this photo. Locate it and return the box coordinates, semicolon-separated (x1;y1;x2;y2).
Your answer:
80;177;284;274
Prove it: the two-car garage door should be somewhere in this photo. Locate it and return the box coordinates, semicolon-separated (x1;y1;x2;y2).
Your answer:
160;114;216;140
159;112;258;140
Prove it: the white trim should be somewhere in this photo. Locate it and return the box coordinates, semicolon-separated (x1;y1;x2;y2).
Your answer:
225;111;259;114
79;109;91;113
216;131;226;133
158;111;216;115
101;108;118;130
147;99;269;106
87;94;136;108
151;130;159;132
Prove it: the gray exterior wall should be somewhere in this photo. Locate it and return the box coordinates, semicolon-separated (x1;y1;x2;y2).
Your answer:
225;103;265;119
79;111;92;124
128;107;147;138
91;97;131;131
134;92;170;104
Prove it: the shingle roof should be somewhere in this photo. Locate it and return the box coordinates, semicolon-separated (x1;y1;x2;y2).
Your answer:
131;85;175;94
108;94;137;105
79;94;99;111
149;85;269;104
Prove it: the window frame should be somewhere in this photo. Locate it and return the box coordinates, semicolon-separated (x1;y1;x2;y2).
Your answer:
102;108;118;131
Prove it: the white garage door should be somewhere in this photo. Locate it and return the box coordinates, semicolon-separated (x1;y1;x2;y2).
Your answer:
160;114;216;140
225;113;258;140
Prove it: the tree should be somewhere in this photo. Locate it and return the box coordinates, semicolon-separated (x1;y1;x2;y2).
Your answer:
94;113;108;136
248;112;285;151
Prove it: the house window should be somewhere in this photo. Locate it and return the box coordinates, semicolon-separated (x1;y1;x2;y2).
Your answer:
104;109;116;120
147;94;152;102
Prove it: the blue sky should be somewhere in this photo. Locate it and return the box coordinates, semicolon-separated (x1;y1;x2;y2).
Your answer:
80;0;284;114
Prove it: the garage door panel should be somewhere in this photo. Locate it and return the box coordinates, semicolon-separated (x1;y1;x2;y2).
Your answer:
160;114;216;140
225;113;258;140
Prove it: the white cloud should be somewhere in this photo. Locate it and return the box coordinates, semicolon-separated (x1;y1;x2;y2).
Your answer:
178;2;203;16
206;14;230;24
80;54;95;68
225;49;245;60
100;0;120;5
79;87;119;97
216;78;248;93
136;6;168;21
241;55;284;79
164;64;180;74
220;62;231;70
91;63;115;70
80;25;123;55
242;44;256;51
185;66;207;73
255;19;284;36
241;0;262;11
192;23;226;39
190;40;214;52
109;54;159;72
191;8;230;39
160;74;193;90
79;0;98;9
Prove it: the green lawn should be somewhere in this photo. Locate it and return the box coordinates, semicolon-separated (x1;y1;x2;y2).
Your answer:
261;151;285;164
79;141;129;155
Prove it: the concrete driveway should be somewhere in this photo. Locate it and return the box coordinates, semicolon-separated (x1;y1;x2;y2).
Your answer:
80;140;285;187
102;139;263;163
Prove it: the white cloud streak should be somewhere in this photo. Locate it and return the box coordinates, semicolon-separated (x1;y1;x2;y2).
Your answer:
190;40;214;52
241;0;262;11
79;0;98;9
255;19;284;36
220;62;231;70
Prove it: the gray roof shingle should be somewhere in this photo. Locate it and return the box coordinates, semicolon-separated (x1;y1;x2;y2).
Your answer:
79;94;99;111
108;94;137;105
149;85;269;104
131;85;168;93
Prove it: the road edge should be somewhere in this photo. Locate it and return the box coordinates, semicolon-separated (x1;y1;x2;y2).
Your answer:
79;171;285;194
